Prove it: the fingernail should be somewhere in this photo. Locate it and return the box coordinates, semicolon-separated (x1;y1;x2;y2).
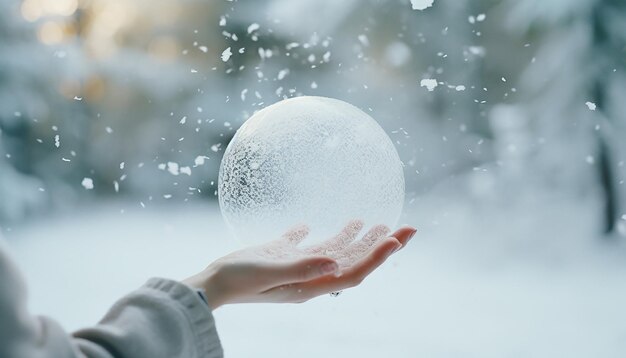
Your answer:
320;262;338;275
408;228;417;240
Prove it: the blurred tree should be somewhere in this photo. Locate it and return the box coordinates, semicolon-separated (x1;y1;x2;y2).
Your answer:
0;0;228;225
505;0;626;237
0;0;66;222
590;0;626;236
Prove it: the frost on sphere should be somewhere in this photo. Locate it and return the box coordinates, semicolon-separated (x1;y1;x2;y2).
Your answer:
218;96;405;245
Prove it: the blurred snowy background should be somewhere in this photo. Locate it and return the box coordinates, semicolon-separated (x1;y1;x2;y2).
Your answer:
1;0;626;357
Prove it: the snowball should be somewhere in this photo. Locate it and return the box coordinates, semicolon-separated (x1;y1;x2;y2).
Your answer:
221;47;232;62
410;0;434;10
218;96;405;245
420;78;438;91
585;101;597;111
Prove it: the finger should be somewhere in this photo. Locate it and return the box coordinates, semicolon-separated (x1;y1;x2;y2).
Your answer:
390;226;417;248
264;237;400;302
346;224;390;255
319;220;364;251
333;225;390;268
281;224;310;246
257;256;338;288
337;236;400;286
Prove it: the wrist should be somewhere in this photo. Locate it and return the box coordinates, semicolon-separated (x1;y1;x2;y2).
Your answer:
183;267;224;310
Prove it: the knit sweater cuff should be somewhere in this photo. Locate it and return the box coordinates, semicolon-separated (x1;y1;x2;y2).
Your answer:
144;278;223;358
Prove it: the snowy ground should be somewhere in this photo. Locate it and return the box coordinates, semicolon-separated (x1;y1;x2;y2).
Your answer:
3;197;626;357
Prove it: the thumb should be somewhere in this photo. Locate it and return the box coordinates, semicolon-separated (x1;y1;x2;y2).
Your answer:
390;226;417;248
261;257;338;286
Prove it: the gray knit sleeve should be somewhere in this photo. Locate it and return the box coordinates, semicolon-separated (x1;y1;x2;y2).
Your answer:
73;278;224;358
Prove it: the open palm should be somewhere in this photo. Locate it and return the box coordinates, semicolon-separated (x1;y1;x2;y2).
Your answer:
189;221;416;308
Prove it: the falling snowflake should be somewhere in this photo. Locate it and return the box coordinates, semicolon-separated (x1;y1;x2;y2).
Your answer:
167;162;180;176
82;178;94;190
194;156;209;166
358;34;369;47
420;78;438;91
277;69;290;80
221;47;232;62
585;101;597;111
410;0;434;11
247;23;260;34
180;167;192;176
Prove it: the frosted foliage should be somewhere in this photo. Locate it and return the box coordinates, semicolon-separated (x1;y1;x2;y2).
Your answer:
219;96;405;245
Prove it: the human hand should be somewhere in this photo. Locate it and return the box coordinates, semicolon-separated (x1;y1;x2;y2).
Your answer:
183;221;416;309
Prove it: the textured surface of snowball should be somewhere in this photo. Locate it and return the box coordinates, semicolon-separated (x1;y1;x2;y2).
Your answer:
218;96;405;245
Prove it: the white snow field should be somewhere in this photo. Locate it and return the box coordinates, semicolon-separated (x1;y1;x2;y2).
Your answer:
4;198;626;358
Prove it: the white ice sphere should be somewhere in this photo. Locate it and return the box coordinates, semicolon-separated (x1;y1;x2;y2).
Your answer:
218;96;405;245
